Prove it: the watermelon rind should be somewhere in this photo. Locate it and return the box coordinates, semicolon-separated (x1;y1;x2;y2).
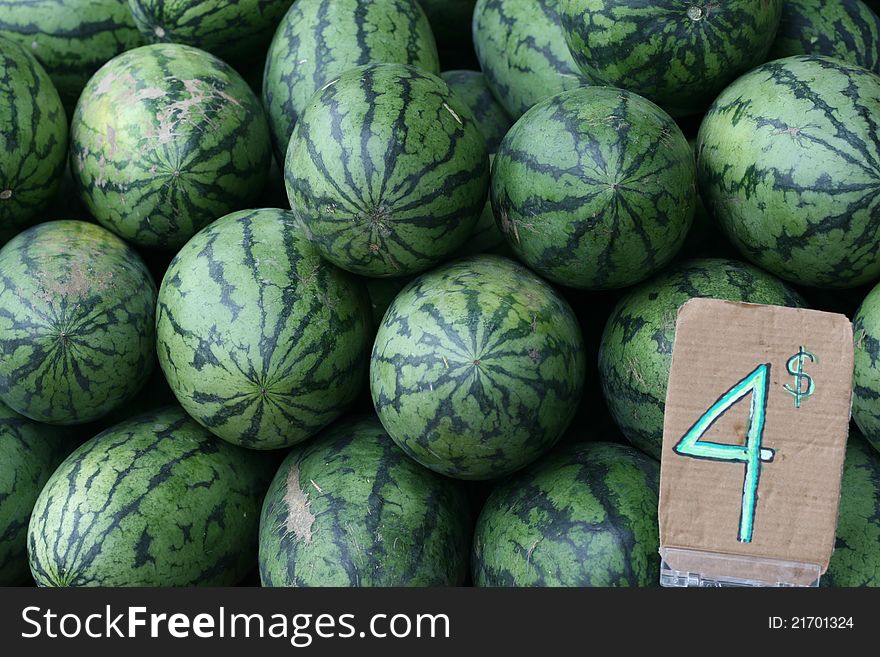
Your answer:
263;0;439;160
472;0;587;119
371;254;586;480
0;220;156;425
259;416;470;587
0;401;73;585
0;35;67;245
27;406;272;587
0;0;146;111
473;441;660;586
285;63;489;278
156;208;371;450
70;43;272;250
491;85;696;290
697;55;880;288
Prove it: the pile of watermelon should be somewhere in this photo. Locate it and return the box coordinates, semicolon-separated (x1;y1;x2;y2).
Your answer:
1;0;879;589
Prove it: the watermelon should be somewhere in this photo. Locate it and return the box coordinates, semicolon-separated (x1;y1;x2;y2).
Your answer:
769;0;880;73
0;221;156;425
473;441;660;586
0;0;145;111
472;0;587;119
70;43;272;250
0;35;67;245
263;0;439;160
259;416;470;586
598;258;804;459
371;254;586;480
823;434;880;587
852;282;880;453
442;70;512;154
491;86;696;290
27;407;271;586
560;0;782;117
0;401;74;585
156;208;371;450
128;0;293;62
697;56;880;288
284;63;489;278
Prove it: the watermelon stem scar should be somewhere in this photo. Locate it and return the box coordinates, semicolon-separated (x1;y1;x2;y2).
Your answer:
0;190;11;200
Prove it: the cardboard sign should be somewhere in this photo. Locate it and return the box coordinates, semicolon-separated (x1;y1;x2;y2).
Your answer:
658;299;853;586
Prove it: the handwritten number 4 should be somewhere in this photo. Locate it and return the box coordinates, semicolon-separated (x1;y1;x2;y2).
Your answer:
673;363;775;544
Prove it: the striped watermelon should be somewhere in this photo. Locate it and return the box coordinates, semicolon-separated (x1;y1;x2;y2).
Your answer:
0;35;67;245
371;255;586;480
0;221;156;425
473;0;587;119
560;0;783;117
128;0;293;62
156;208;371;450
823;434;880;586
442;70;512;154
491;86;696;290
27;407;272;586
697;56;880;288
70;43;272;250
259;416;470;586
852;281;880;453
263;0;439;160
284;63;489;278
770;0;880;73
0;0;145;111
0;401;74;584
598;258;804;459
473;442;660;586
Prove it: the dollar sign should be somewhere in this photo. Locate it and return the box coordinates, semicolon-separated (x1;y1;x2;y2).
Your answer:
783;347;816;408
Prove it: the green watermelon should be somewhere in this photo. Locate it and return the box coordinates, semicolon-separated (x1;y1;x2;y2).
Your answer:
598;258;804;459
259;416;470;586
263;0;439;160
770;0;880;73
284;63;489;277
472;0;587;119
473;441;660;586
0;0;145;111
27;407;271;586
491;86;696;290
0;401;74;584
70;43;272;250
156;208;371;450
0;35;67;245
371;254;586;480
823;434;880;586
697;56;880;288
128;0;293;62
852;282;880;453
560;0;782;117
441;70;512;154
0;220;156;425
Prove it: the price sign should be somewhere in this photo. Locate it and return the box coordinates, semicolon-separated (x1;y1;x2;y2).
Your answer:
658;299;853;587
